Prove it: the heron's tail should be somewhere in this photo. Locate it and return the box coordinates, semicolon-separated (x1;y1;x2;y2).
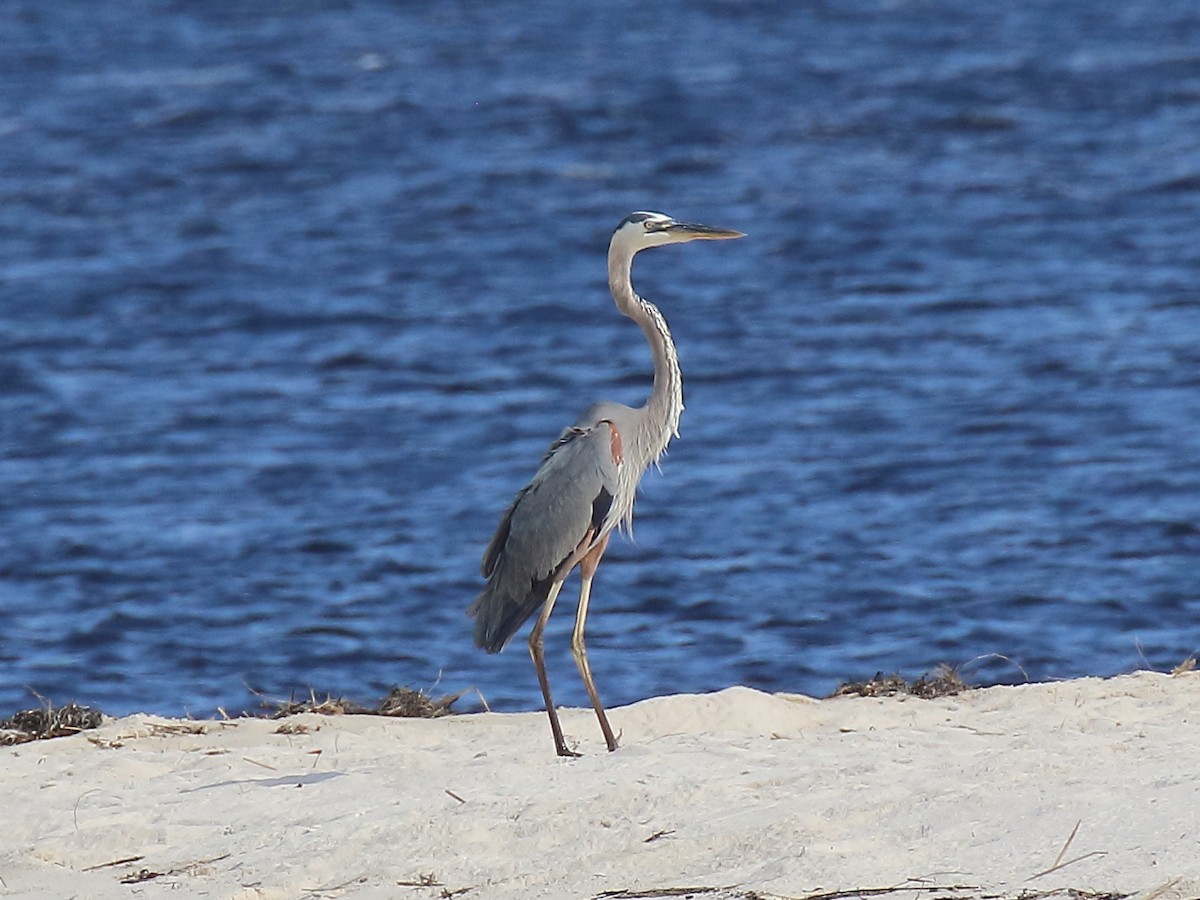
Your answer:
468;561;553;654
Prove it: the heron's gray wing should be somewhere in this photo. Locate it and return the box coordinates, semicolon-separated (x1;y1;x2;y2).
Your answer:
471;421;622;652
480;424;589;578
510;422;621;566
482;421;618;576
480;483;529;579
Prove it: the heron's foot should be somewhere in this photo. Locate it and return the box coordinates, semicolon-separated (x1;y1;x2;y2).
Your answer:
555;742;583;759
604;729;621;753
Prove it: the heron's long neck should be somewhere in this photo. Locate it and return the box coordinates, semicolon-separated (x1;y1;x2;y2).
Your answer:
608;247;683;465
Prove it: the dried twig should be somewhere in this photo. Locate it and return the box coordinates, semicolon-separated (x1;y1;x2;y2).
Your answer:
81;855;145;872
118;854;231;885
1025;820;1108;881
397;873;442;888
595;889;725;899
1052;820;1081;871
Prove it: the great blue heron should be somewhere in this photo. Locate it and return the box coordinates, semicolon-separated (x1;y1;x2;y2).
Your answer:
469;211;743;757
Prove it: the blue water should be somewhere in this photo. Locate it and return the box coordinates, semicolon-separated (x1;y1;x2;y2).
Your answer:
2;1;1198;718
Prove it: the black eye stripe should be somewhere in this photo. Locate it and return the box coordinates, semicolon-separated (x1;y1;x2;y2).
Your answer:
616;211;671;233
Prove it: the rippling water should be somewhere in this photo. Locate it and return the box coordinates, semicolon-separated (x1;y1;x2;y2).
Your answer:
2;1;1198;717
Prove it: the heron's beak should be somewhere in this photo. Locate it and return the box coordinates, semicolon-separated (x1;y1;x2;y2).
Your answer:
664;221;745;241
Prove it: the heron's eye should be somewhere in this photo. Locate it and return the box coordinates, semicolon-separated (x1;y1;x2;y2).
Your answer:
644;219;665;232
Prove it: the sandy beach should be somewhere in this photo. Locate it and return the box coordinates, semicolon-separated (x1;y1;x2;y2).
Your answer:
2;671;1198;899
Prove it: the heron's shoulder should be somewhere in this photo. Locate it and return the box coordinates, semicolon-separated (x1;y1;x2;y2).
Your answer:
573;401;639;430
539;413;617;465
533;407;628;478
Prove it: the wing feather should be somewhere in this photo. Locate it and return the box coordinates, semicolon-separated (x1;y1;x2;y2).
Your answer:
470;419;622;652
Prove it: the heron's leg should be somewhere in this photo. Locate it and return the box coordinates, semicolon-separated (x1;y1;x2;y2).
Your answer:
572;535;618;752
528;579;578;758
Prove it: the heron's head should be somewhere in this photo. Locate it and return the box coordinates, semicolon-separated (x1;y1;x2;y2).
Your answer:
611;211;744;256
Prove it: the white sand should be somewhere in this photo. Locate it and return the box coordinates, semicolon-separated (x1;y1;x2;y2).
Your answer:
2;671;1198;900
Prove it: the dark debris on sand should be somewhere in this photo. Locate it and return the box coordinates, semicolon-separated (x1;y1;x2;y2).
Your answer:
595;885;1132;900
1;701;105;745
595;888;1128;900
832;665;969;700
269;685;467;720
0;685;471;743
